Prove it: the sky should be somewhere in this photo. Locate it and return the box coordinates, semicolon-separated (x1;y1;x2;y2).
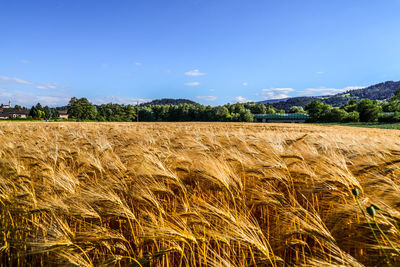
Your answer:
1;0;400;107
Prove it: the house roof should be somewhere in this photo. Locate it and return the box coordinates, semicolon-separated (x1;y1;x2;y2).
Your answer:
254;113;309;120
58;110;68;115
0;109;29;115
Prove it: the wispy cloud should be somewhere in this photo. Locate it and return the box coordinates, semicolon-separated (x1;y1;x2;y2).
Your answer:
343;86;366;91
299;86;365;95
209;89;215;92
242;82;248;86
316;71;324;75
20;59;31;64
135;62;142;66
235;96;252;103
185;69;206;76
36;95;71;106
0;88;71;106
91;96;152;105
0;74;68;94
35;82;57;90
185;81;200;86
262;93;290;99
261;88;294;100
0;75;33;85
196;95;217;101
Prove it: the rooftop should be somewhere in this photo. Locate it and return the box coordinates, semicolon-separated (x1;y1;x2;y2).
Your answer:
254;113;309;119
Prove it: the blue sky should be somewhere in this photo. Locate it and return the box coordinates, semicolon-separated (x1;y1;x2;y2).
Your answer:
1;0;400;107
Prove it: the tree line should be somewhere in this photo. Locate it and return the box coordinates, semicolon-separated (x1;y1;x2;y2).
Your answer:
66;97;282;122
11;87;400;123
23;97;283;122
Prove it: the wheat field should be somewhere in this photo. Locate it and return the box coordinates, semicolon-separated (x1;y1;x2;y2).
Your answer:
1;122;400;266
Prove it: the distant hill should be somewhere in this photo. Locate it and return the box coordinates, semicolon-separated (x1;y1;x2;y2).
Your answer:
259;97;291;104
268;97;320;111
140;98;198;106
260;80;400;111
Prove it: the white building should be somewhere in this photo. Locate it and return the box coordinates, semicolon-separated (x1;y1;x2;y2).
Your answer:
1;101;11;109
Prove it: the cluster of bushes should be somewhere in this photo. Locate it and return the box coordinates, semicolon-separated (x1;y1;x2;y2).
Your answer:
305;88;400;123
305;99;384;123
378;112;400;123
28;103;60;120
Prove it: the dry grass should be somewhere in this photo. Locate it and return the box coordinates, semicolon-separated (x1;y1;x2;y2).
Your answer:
1;122;400;266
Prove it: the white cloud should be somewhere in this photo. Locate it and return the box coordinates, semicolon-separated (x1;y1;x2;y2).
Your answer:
262;92;290;99
0;89;70;106
209;88;215;92
135;62;142;66
344;86;366;91
195;96;217;101
300;86;366;96
235;96;252;103
20;59;31;64
36;95;70;106
91;96;152;105
261;88;294;100
316;71;324;75
185;81;200;86
0;89;12;98
0;76;63;91
242;82;248;86
262;88;294;93
185;69;206;76
35;82;57;90
0;76;69;106
0;75;33;85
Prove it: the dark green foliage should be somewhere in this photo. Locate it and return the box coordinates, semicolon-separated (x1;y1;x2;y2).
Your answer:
243;103;268;114
356;99;381;122
67;97;97;120
325;107;348;122
378;112;400;123
392;86;400;101
96;103;136;121
213;106;231;121
305;100;359;122
138;107;155;121
126;102;258;122
29;103;44;119
240;109;254;122
343;111;360;122
305;101;332;122
288;106;305;113
382;100;400;112
27;103;58;120
342;99;358;112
